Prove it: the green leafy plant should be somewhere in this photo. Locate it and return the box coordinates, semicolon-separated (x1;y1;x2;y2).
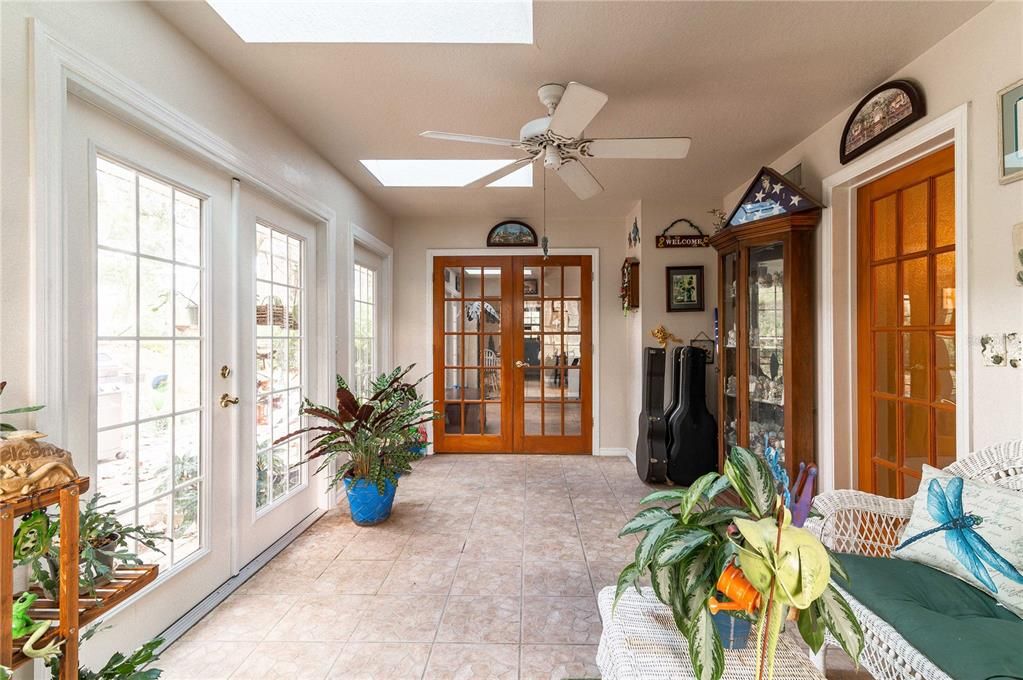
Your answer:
49;626;164;679
615;447;864;680
17;494;167;601
273;365;439;493
0;380;44;436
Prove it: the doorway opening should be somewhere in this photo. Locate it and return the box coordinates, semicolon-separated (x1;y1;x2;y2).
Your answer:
432;255;593;453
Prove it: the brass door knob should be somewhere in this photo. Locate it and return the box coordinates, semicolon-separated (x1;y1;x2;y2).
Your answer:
514;360;528;368
219;393;240;408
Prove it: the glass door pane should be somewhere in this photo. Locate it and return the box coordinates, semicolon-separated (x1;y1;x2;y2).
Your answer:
747;242;786;463
721;252;739;453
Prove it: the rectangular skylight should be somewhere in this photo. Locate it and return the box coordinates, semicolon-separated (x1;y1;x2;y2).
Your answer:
207;1;533;44
360;160;532;187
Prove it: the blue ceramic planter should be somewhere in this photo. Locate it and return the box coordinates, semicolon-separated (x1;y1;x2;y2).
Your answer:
712;612;752;649
343;477;397;526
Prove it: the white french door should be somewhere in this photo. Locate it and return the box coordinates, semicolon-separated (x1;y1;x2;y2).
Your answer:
352;244;383;397
235;186;320;566
64;96;235;647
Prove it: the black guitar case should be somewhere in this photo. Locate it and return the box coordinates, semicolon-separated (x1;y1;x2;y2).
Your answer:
665;346;718;486
635;347;668;483
662;346;684;459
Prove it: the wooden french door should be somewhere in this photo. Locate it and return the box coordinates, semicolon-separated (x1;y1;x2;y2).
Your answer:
433;255;592;453
857;146;956;498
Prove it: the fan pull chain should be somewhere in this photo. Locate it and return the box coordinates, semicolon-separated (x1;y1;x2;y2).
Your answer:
541;167;549;259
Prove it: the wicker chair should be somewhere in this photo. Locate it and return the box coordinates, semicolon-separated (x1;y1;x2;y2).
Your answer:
804;440;1023;680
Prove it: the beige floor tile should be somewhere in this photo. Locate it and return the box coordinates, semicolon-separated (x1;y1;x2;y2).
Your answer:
523;561;594;597
229;641;341;679
237;561;322;595
264;594;372;641
437;595;521;643
380;558;459;594
522;596;603;645
524;533;585;562
327;642;432;679
188;593;295;641
579;534;637;563
424;643;519;680
159;640;256;680
338;530;412;560
519;643;600;680
587;560;647;593
399;531;467;560
349;594;446;642
316;559;395;594
450;560;522;596
461;529;524;561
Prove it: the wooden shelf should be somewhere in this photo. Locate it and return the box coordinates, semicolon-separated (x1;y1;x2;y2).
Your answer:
0;478;90;517
8;565;159;670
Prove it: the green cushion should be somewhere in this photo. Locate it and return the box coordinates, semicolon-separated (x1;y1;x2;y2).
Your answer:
835;554;1023;680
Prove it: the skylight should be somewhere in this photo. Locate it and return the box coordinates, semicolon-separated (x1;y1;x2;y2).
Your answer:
360;160;533;188
207;1;533;44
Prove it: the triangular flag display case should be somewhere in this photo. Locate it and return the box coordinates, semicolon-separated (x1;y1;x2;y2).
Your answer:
723;166;823;228
709;168;822;481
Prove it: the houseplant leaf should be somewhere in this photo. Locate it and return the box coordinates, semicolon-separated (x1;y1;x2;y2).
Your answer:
797;603;825;654
613;561;641;612
650;562;673;605
693;506;750;527
817;584;865;663
687;605;725;680
619;507;674;536
723;446;776;518
655;527;715;566
635;517;677;573
639;489;688;506
678;472;720;522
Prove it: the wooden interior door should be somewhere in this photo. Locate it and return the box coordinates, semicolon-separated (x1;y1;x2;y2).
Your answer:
857;145;956;498
432;255;592;453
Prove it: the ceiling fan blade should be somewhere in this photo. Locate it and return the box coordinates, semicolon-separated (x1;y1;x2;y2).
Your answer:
582;137;692;159
548;82;608;139
421;131;520;147
464;157;535;188
555;159;603;200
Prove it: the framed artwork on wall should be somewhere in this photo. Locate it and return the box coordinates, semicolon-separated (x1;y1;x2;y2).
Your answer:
998;78;1023;184
666;265;704;312
840;80;925;164
487;220;538;247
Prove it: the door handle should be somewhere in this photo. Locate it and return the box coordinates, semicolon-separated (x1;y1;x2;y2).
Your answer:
514;360;528;368
220;393;240;408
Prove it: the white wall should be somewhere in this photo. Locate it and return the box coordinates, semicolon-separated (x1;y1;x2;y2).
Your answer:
392;215;636;453
1;0;392;670
723;2;1023;466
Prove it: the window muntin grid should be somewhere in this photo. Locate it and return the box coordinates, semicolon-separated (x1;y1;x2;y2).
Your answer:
353;264;377;398
255;223;307;510
94;155;204;569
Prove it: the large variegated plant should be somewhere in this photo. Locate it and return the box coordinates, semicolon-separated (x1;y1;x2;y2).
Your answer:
614;447;863;680
273;365;439;493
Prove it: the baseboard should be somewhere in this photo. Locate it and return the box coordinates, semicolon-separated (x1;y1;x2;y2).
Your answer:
155;508;325;650
596;447;634;464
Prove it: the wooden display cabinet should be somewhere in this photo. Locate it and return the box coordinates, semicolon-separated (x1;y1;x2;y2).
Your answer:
709;210;820;480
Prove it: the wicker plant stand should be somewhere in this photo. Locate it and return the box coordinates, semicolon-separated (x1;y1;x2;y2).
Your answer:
805;440;1023;680
0;478;159;678
596;586;826;680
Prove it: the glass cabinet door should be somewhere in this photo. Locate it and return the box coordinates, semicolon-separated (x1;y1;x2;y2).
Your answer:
747;242;786;462
721;252;739;451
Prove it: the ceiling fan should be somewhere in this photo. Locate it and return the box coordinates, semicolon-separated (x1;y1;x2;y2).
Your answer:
421;82;692;200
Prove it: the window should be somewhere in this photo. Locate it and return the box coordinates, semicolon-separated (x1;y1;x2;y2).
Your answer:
255;224;306;510
352;264;377;398
94;156;203;568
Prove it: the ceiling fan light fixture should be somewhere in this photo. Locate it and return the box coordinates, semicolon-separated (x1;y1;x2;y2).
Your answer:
543;146;562;170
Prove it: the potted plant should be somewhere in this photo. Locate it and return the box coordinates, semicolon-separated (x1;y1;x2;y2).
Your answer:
46;626;164;679
273;365;438;526
615;446;864;680
15;493;168;602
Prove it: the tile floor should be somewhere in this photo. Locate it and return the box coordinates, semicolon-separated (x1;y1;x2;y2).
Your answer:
159;454;869;679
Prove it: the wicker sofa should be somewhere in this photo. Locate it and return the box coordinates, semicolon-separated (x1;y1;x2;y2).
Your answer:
805;440;1023;680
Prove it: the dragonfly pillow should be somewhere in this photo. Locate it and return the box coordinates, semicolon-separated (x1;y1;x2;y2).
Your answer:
894;465;1023;618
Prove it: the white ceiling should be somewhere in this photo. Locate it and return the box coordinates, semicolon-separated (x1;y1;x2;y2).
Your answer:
153;1;986;221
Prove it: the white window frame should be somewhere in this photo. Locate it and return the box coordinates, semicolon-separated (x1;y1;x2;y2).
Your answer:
352;262;378;397
348;223;393;383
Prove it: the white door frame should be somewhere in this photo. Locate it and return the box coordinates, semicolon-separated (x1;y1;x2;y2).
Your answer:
816;103;970;492
425;247;602;455
349;222;395;375
29;17;339;608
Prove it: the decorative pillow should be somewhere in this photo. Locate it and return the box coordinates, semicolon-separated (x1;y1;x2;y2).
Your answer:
893;465;1023;619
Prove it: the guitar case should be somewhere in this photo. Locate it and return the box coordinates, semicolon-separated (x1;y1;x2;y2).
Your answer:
662;346;684;459
635;347;668;483
665;346;718;486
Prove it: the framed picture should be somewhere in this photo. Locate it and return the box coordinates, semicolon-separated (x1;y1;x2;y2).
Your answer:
666;265;704;312
998;78;1023;184
523;277;539;296
840;80;925;164
487;220;537;247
